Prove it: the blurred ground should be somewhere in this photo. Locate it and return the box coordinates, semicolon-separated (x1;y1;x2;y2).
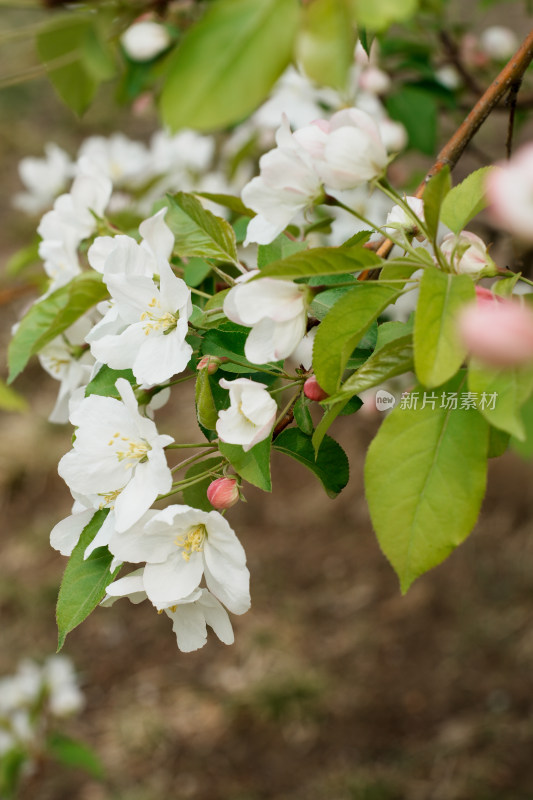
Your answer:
3;5;533;799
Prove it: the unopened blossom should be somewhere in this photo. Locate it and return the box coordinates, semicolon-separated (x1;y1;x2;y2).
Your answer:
216;378;277;452
103;569;234;652
358;67;391;95
242;116;324;245
89;258;193;385
314;108;388;192
14;143;72;214
120;20;171;62
459;298;533;367
224;273;308;363
107;505;251;615
58;378;173;533
377;119;408;154
441;231;496;277
303;375;329;402
197;355;225;374
207;477;240;510
487;146;533;242
480;26;518;60
385;196;425;238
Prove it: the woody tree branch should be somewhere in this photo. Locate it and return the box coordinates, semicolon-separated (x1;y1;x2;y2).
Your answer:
373;28;533;262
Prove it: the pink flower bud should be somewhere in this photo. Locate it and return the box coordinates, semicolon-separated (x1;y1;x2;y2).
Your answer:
197;355;225;374
459;299;533;367
303;375;329;401
207;477;240;510
475;286;504;306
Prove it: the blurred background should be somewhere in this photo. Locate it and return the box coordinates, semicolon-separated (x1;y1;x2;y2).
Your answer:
2;2;533;799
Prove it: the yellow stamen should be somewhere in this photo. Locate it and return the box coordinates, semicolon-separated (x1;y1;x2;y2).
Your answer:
174;524;207;562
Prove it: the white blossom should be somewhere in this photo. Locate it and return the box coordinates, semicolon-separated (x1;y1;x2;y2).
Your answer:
103;569;234;652
242;116;324;245
216;378;277;452
107;505;251;615
223;273;308;363
14;143;72;214
120;21;171;62
314;108;388;191
57;378;173;533
38;315;95;424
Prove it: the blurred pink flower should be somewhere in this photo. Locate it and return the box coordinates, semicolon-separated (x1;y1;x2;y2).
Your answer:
487;145;533;242
459;297;533;367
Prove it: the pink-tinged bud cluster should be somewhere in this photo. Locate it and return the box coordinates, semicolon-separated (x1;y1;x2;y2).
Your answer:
207;477;240;510
303;375;329;402
441;231;496;277
197;355;226;374
459;297;533;367
486;145;533;242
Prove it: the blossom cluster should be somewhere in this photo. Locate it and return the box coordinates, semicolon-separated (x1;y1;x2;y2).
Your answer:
11;36;533;659
0;656;84;760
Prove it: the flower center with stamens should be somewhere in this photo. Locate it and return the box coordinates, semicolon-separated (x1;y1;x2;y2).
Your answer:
174;524;207;561
140;297;178;335
108;431;151;468
98;488;122;509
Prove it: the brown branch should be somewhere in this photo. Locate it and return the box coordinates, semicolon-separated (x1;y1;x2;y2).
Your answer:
505;78;522;158
368;28;533;265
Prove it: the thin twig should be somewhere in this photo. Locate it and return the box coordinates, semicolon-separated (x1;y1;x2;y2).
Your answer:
369;29;533;265
439;30;484;96
505;78;522;159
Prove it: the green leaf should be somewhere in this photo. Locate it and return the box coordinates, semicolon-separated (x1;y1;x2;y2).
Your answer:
468;362;533;440
365;372;489;593
160;0;300;132
195;192;255;217
375;317;414;350
195;368;218;430
56;510;119;651
165;192;239;264
297;0;356;89
386;85;437;155
47;733;104;779
422;166;451;240
255;245;380;280
182;457;225;511
219;437;272;491
326;334;414;403
36;14;114;116
349;0;418;29
257;235;308;269
0;380;28;412
414;269;475;388
311;398;350;454
510;394;533;458
440;167;493;234
488;426;510;458
273;428;349;497
8;272;108;383
183;257;213;287
0;747;27;799
84;366;135;399
294;394;315;436
313;283;399;394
